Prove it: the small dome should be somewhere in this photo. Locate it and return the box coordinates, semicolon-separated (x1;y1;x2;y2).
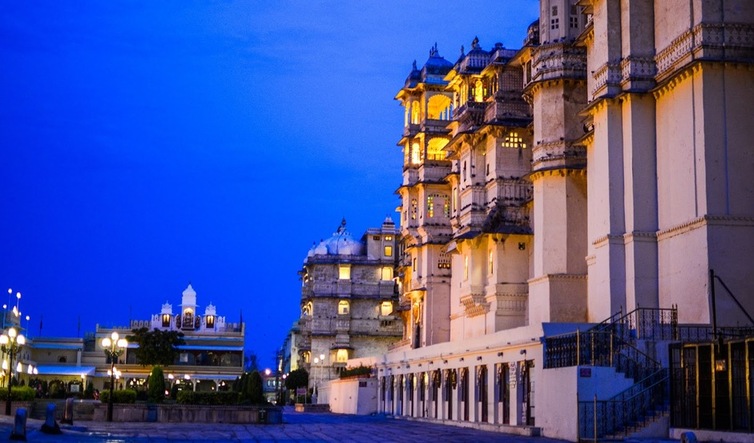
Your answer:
305;219;364;259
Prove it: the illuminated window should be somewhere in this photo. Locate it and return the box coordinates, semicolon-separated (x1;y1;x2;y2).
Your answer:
302;301;313;316
489;250;494;274
338;265;351;280
336;349;349;363
384;245;393;257
452;189;458;214
411;142;421;164
443;200;450;218
338;300;350;315
205;315;215;328
381;266;393;280
302;351;311;364
427;195;434;218
411;199;417;220
503;132;526;149
380;301;393;316
385;235;393;241
411;101;420;124
474;80;484;102
464;255;469;280
161;314;171;328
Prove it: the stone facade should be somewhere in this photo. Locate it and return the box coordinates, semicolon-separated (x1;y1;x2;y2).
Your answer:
376;1;754;441
294;218;403;403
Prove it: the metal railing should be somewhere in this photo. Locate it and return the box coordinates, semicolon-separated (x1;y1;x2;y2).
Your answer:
579;368;669;440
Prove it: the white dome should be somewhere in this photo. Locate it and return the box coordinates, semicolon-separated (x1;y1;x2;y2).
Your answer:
306;219;364;259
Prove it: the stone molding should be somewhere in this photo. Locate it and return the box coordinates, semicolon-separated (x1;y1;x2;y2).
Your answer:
657;215;754;241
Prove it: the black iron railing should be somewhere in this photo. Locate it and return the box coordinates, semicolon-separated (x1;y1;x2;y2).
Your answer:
579;368;669;440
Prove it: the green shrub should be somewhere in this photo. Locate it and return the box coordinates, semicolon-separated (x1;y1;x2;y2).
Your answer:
0;386;35;401
339;365;373;379
176;391;239;405
147;366;166;403
100;389;137;404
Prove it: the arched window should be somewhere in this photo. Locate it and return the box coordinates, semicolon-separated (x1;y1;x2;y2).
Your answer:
410;101;420;124
474;79;485;102
302;301;313;316
380;266;393;280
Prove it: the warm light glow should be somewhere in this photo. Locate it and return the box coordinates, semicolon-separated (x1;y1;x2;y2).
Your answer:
336;349;348;363
313;357;319;364
117;338;128;348
16;292;21;300
265;368;271;376
338;264;351;280
16;362;22;372
111;331;119;341
184;374;190;380
33;368;38;375
16;334;25;346
319;353;325;361
27;365;33;374
0;335;8;346
1;361;7;371
168;374;174;380
102;337;112;348
8;328;16;339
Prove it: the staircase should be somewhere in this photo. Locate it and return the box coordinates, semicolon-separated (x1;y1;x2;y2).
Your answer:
544;308;676;441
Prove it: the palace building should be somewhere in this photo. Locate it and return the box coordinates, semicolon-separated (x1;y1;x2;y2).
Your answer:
292;218;402;403
376;1;754;441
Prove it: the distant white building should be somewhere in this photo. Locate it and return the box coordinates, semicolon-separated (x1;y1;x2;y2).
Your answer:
28;284;244;397
291;218;402;404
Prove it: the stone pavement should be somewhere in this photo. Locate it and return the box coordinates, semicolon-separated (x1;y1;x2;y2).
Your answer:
0;406;573;442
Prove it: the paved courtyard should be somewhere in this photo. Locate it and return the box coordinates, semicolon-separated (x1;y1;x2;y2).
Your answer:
0;406;572;442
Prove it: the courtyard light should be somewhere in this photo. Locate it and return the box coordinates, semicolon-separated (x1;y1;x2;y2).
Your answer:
102;331;128;422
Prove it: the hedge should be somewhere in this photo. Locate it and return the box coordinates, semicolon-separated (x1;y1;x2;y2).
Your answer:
176;391;239;405
100;389;137;404
0;386;35;401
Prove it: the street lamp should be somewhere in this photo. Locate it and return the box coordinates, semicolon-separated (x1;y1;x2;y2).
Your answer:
0;326;25;415
101;331;127;422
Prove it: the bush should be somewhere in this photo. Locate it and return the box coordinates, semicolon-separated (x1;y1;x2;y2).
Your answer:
100;389;137;404
176;391;239;405
0;386;35;401
147;366;166;403
339;365;373;379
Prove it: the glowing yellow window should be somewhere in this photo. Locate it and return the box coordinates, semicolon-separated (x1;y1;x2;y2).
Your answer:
380;301;393;316
489;250;494;274
464;255;469;280
381;266;393;280
384;245;393;257
338;265;351;280
338;300;350;315
336;349;349;363
427;196;434;218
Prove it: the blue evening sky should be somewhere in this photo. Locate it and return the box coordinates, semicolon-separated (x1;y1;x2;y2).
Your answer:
0;1;538;369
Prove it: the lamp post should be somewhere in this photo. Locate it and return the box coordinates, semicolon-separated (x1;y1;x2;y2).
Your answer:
101;331;127;422
0;326;26;415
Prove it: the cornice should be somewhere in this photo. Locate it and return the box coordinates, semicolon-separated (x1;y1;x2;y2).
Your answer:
657;215;754;241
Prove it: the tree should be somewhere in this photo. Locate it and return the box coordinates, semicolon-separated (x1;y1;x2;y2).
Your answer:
244;352;259;372
248;370;265;404
147;366;166;403
127;327;186;366
285;368;308;391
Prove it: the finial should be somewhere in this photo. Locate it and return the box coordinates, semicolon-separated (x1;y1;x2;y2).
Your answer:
472;36;479;48
460;45;465;56
412;60;417;70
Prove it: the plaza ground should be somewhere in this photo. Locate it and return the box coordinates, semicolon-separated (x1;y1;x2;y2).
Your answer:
0;406;576;442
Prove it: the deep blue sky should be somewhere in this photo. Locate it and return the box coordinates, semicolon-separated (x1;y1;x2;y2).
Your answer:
0;1;538;369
